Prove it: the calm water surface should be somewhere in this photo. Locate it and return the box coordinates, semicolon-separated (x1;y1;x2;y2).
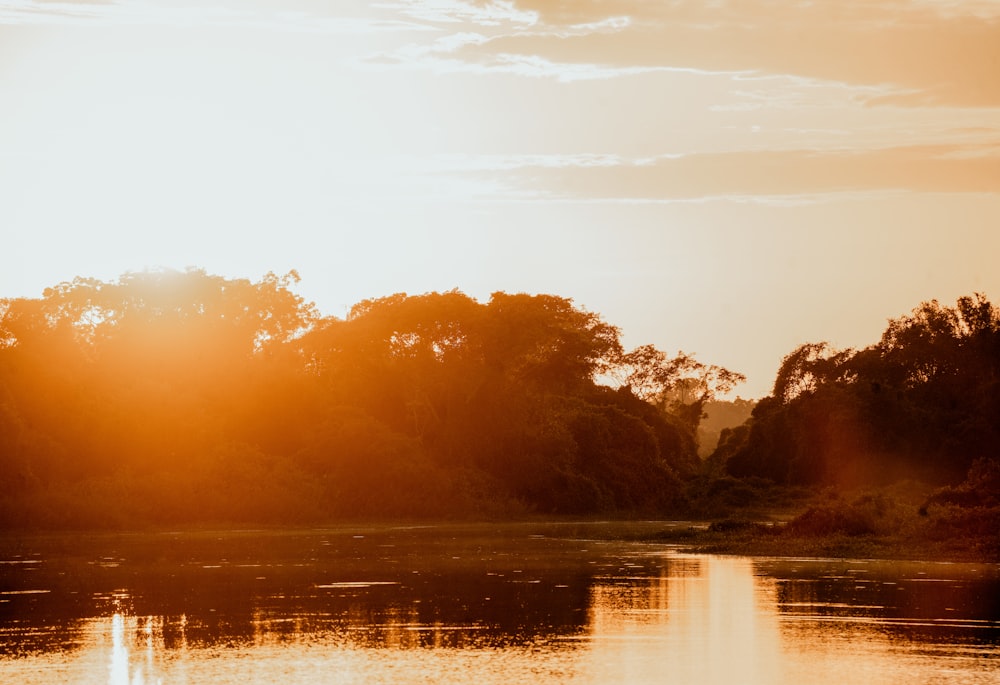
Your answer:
1;523;997;684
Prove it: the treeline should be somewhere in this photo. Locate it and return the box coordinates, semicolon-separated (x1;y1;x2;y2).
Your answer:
0;269;741;527
4;269;996;531
718;294;1000;490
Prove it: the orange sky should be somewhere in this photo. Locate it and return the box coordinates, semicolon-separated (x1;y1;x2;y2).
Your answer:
2;0;998;397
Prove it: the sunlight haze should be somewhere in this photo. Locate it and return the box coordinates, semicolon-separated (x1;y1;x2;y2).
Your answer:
2;0;998;397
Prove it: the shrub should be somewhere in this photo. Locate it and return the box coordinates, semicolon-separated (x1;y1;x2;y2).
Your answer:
786;503;876;537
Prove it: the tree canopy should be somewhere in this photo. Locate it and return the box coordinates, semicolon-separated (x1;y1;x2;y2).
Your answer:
0;269;738;527
724;294;1000;487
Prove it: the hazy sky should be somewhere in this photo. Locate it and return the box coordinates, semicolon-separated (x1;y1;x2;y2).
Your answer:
2;0;999;397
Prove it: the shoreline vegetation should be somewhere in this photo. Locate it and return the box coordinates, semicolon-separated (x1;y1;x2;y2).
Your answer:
1;269;998;563
3;478;996;563
2;513;995;565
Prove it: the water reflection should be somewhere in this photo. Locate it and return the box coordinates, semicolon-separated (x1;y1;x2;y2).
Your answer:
584;556;782;684
758;558;1000;685
108;614;164;685
1;526;997;685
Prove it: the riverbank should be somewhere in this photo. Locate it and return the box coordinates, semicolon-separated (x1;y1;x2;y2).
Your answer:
1;514;994;565
646;501;1000;563
650;522;998;563
664;474;999;563
510;516;998;563
2;480;996;563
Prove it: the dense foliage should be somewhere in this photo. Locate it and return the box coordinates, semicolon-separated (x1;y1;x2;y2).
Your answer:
0;269;739;527
724;294;1000;487
8;269;994;538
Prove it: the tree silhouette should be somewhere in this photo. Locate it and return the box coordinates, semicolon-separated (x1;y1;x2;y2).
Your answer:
0;271;745;527
726;294;1000;487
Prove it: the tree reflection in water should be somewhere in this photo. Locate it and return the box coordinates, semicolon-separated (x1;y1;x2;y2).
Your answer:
1;528;997;685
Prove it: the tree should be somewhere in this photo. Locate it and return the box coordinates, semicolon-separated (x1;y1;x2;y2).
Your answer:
725;294;1000;487
481;292;623;391
0;268;319;489
614;344;746;436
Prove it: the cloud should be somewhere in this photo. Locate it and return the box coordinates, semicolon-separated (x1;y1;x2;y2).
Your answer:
443;145;1000;202
503;0;1000;27
359;44;749;82
14;1;995;107
358;2;660;81
373;0;538;27
392;0;1000;107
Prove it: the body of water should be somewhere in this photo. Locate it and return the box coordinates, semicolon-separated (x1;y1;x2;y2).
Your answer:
1;523;997;684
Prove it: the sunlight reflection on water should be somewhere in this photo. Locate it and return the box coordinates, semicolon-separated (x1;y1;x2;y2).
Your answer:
73;558;1000;685
1;528;997;685
582;556;784;685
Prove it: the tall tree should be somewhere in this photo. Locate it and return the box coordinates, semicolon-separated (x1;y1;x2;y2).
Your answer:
615;344;746;437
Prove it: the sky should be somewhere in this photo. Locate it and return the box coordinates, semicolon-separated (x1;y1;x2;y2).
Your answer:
1;0;999;398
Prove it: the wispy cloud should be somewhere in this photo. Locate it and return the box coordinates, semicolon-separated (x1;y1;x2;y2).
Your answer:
434;145;1000;203
356;3;652;81
909;0;1000;20
7;1;998;108
382;0;1000;106
16;1;994;108
705;77;905;116
373;0;538;27
360;45;750;82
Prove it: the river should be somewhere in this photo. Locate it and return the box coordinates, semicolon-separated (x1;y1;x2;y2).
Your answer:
1;523;997;684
